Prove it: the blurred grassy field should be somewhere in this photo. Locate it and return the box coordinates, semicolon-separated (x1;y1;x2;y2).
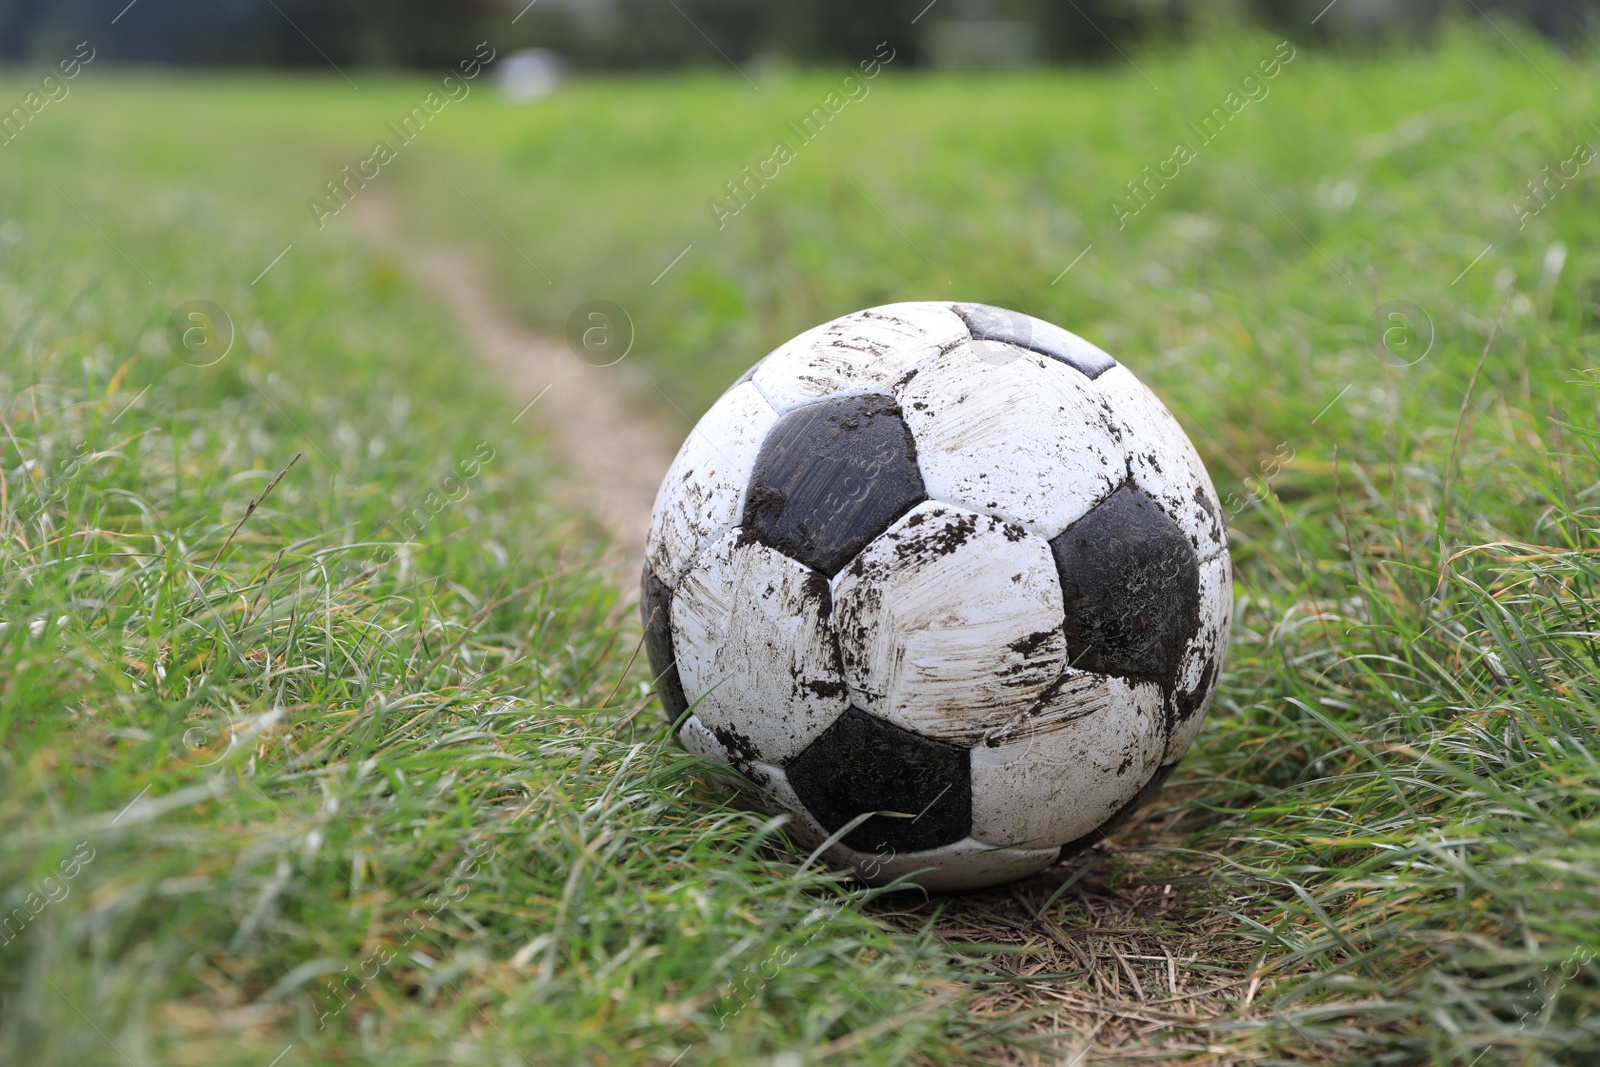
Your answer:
3;20;1600;1066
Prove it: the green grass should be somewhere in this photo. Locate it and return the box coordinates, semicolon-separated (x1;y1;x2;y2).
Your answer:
3;18;1600;1065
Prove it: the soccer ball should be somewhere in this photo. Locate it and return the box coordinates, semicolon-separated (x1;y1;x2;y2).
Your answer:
642;303;1230;891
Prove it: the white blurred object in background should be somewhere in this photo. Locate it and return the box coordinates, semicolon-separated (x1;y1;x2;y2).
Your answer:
498;49;563;102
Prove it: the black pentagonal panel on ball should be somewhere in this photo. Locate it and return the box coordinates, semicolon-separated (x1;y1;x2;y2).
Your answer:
953;303;1117;380
788;706;971;854
741;394;925;576
639;561;688;721
1049;484;1200;682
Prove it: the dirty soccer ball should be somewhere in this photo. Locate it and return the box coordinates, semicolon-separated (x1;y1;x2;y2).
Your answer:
641;303;1231;891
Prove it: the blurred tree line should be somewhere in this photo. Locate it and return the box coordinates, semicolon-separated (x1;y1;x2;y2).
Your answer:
0;0;1594;68
0;0;502;66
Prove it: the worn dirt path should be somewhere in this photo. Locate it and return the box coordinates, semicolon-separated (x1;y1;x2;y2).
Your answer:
354;198;678;589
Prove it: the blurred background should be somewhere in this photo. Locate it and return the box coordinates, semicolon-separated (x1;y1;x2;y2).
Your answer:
1;0;1597;69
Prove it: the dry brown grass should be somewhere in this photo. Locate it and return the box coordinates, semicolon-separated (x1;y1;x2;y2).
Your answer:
865;798;1286;1066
